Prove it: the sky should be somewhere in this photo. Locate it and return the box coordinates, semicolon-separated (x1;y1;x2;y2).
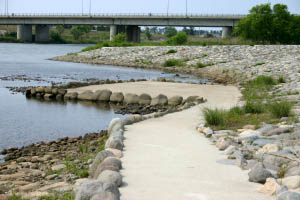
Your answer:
0;0;299;15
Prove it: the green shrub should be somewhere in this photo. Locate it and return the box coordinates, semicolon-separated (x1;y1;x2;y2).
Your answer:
203;108;226;126
253;62;265;66
166;49;177;54
195;62;214;68
165;32;188;45
163;59;184;67
269;101;293;118
248;75;277;87
81;44;102;52
244;101;265;114
278;76;286;83
50;32;66;43
112;33;126;43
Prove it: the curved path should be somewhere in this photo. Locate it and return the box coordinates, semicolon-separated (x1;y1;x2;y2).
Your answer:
69;81;273;200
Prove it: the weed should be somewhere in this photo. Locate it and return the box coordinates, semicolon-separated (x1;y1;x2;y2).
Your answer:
244;101;265;114
163;59;184;67
278;76;286;83
166;49;177;54
203;108;226;126
269;101;293;118
253;62;265;66
195;62;214;68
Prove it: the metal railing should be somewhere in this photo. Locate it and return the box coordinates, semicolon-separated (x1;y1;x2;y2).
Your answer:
0;13;247;18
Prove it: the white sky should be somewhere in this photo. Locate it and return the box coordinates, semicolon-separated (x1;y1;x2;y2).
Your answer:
0;0;299;15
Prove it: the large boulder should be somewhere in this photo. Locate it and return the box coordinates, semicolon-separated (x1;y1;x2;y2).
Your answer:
151;94;168;106
248;163;273;184
78;90;95;101
64;92;78;100
75;180;119;200
93;157;122;179
93;90;103;100
110;93;124;103
278;191;300;200
281;176;300;189
36;87;45;93
138;94;152;105
108;118;123;135
110;131;124;141
105;138;124;151
216;137;230;151
106;148;123;158
97;170;122;187
44;87;52;94
96;90;112;102
30;88;36;96
91;192;119;200
263;127;292;136
256;144;280;154
51;88;58;95
168;96;183;106
89;151;115;178
258;178;280;195
58;89;67;95
186;96;199;103
124;93;139;104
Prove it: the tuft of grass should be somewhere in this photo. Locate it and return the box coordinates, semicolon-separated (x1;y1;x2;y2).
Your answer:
166;49;177;54
195;62;214;68
253;62;265;66
244;101;265;114
163;59;184;67
39;192;75;200
203;108;226;126
278;76;286;83
248;75;277;87
269;101;293;118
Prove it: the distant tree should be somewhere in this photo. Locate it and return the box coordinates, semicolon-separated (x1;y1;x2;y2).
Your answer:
165;27;177;38
71;25;91;40
165;32;188;45
112;33;126;43
56;25;65;36
234;3;299;44
145;28;152;40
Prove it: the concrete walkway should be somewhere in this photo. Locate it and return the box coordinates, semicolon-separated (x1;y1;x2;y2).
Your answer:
70;81;273;200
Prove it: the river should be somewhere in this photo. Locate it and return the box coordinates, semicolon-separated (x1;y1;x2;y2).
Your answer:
0;43;201;161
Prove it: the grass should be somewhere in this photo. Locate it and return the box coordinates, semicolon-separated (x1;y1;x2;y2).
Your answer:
278;76;286;83
7;191;74;200
203;75;295;130
163;59;185;67
253;62;265;66
166;49;177;54
269;101;293;118
195;62;214;68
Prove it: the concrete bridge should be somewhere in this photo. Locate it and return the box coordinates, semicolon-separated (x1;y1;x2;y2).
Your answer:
0;13;245;42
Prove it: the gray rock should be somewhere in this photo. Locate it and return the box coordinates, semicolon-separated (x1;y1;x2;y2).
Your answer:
245;160;259;170
52;88;58;95
89;151;115;178
124;93;139;104
75;180;119;200
253;139;277;147
44;87;52;94
276;185;289;196
97;170;122;187
105;138;124;151
64;92;78;100
263;127;292;136
138;93;152;105
58;89;67;95
110;131;124;141
91;192;119;200
168;96;183;106
108;118;123;135
286;167;300;177
278;191;300;200
236;157;248;169
97;90;112;102
110;93;124;103
93;157;122;179
78;90;95;101
186;96;199;103
248;163;273;184
256;124;277;134
151;94;168;106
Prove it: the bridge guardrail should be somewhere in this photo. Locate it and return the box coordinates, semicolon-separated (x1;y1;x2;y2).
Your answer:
0;13;247;18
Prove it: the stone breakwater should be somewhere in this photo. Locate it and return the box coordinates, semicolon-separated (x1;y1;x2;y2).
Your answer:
52;45;300;93
197;120;300;199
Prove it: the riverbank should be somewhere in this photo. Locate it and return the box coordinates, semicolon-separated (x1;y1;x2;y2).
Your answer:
51;45;300;90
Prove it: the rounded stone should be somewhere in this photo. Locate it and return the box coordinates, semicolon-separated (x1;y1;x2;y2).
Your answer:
97;170;123;187
110;92;124;103
168;96;183;106
124;93;139;104
151;94;168;106
138;93;152;105
97;90;112;102
78;90;95;101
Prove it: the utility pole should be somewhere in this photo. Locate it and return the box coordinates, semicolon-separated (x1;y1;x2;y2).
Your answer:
82;0;84;15
89;0;91;16
185;0;187;17
167;0;170;16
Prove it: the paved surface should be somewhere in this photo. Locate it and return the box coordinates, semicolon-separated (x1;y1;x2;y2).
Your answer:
70;81;273;200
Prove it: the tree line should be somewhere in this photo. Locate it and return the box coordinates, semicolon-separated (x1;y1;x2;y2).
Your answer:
234;3;300;44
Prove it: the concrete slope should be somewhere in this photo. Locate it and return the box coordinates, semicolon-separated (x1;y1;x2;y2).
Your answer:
119;84;273;200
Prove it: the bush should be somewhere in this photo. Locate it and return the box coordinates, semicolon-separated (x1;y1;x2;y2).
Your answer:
278;76;286;83
244;101;265;114
112;33;126;43
269;101;293;118
203;108;226;126
196;62;214;68
166;49;177;54
165;27;178;38
50;32;66;43
248;75;277;87
165;32;188;45
163;59;184;67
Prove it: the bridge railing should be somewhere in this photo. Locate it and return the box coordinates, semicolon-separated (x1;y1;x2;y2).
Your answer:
0;13;247;18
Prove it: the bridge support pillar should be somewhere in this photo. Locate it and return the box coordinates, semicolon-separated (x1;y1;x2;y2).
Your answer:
35;25;50;43
17;25;32;42
222;27;232;38
110;25;126;40
126;25;140;43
